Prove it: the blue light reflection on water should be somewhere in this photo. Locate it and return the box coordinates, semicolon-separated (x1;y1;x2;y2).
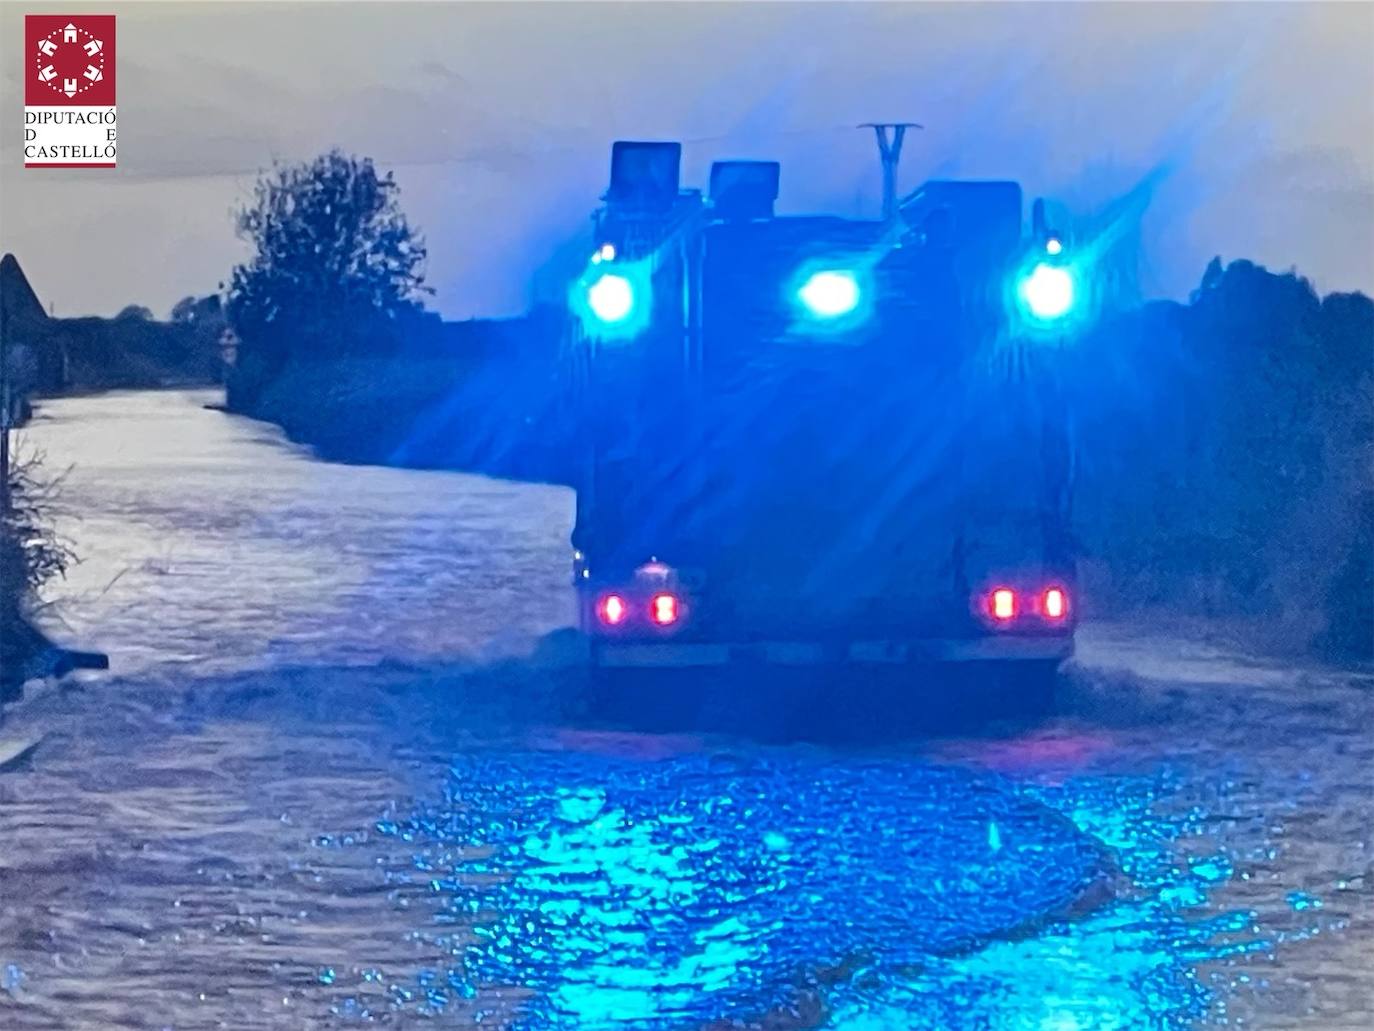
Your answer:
823;773;1283;1030
354;753;1325;1030
377;751;1108;1029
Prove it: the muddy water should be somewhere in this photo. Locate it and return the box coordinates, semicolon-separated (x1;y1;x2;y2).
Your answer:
0;390;1370;1029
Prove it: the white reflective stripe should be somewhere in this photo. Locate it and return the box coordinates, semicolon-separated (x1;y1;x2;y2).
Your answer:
598;643;732;668
756;643;829;664
931;637;1074;661
595;636;1072;669
848;641;911;663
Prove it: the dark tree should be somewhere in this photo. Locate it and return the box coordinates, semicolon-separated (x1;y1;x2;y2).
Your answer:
115;304;154;321
226;150;430;394
171;294;222;325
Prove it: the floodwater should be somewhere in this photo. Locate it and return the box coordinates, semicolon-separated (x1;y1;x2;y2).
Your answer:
0;389;1370;1030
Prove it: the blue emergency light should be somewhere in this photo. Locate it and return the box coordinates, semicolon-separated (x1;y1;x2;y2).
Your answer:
797;270;862;320
587;273;635;324
1019;263;1074;319
1017;262;1075;321
573;256;652;341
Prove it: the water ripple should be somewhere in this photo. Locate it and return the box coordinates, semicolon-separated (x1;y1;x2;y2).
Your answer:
377;750;1110;1028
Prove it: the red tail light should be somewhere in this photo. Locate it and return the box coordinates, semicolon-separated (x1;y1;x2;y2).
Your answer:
598;594;628;626
650;592;680;626
989;588;1017;622
1042;586;1068;620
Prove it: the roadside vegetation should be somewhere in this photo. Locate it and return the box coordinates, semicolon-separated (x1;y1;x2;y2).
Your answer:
224;151;1373;661
1073;261;1373;660
0;449;73;699
225;150;573;482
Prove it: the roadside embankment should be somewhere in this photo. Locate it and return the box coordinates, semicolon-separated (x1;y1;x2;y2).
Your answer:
228;309;577;486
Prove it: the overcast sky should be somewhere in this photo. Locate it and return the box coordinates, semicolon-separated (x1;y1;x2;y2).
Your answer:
1;1;1371;319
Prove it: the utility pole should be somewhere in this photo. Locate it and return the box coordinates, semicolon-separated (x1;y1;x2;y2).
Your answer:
860;122;922;223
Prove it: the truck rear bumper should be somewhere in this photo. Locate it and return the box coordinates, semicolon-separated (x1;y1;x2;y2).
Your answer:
594;635;1073;668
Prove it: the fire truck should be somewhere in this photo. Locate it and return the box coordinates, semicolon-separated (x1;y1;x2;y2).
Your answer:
567;139;1082;716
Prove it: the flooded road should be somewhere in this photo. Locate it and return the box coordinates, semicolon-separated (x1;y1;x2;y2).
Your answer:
1;389;1371;1029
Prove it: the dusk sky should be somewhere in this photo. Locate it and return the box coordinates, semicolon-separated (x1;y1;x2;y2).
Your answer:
2;1;1371;319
